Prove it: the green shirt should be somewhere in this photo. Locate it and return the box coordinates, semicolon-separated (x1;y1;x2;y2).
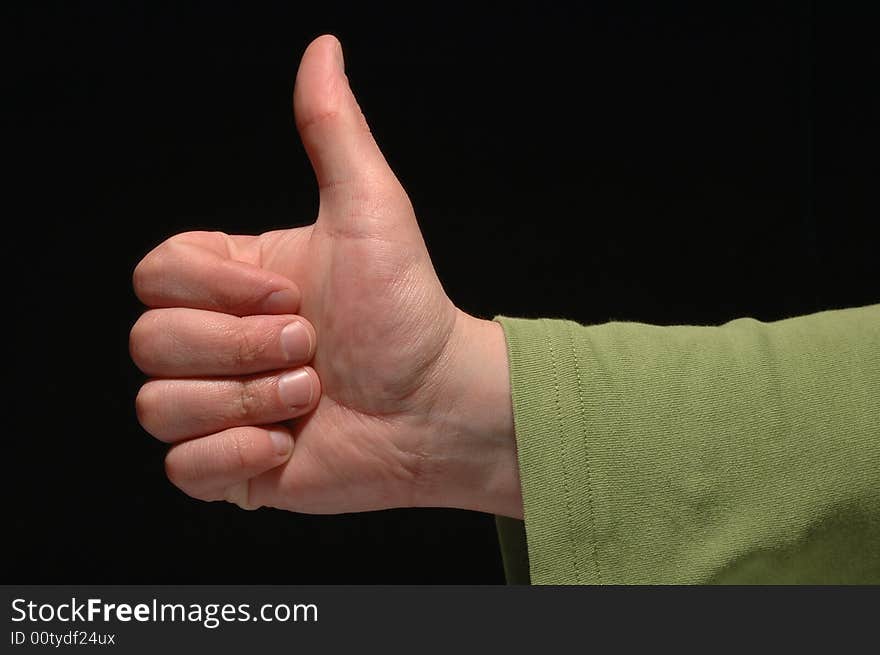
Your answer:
494;304;880;584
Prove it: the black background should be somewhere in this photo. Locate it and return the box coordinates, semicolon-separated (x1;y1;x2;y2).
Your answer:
5;2;877;583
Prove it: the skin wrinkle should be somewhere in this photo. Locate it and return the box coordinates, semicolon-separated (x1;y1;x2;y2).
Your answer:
229;319;278;373
295;107;343;136
235;377;263;423
289;403;415;511
312;222;399;243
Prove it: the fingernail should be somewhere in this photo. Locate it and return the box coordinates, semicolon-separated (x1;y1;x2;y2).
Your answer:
334;38;345;73
278;369;313;409
280;321;312;362
268;429;293;457
264;288;299;314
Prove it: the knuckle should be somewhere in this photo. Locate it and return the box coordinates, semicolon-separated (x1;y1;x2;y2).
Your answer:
128;312;159;370
164;447;211;501
134;382;160;433
231;322;261;370
135;380;181;442
131;259;147;297
157;234;190;264
163;447;186;488
141;231;186;264
164;230;219;250
132;233;196;299
179;230;229;245
132;238;182;303
132;252;160;300
234;378;262;421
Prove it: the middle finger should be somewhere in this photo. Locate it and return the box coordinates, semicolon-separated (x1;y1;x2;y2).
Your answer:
130;308;316;377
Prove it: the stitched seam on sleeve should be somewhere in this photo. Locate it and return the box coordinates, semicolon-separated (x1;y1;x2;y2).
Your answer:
567;321;603;584
545;320;582;584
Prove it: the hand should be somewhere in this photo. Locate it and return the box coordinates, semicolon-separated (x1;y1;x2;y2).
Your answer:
130;35;522;518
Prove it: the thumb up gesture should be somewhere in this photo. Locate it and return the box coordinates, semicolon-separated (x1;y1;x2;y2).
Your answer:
130;35;521;518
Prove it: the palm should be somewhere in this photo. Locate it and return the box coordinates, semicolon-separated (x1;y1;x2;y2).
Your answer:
250;221;456;512
209;36;461;512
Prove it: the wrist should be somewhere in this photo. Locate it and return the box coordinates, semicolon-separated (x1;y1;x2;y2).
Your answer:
418;310;523;518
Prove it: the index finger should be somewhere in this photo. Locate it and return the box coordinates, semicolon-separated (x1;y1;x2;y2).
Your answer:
133;233;300;316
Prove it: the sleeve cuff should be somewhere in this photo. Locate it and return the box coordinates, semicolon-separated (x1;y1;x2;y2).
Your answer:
494;316;602;584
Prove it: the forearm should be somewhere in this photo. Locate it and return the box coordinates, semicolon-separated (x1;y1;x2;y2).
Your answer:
496;304;880;583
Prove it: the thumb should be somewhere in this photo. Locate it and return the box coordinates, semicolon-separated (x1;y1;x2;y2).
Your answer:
293;35;411;232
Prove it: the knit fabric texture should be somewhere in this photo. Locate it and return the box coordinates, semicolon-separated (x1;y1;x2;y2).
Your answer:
494;304;880;584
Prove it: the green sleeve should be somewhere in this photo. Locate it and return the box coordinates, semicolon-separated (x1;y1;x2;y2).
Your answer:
493;304;880;584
